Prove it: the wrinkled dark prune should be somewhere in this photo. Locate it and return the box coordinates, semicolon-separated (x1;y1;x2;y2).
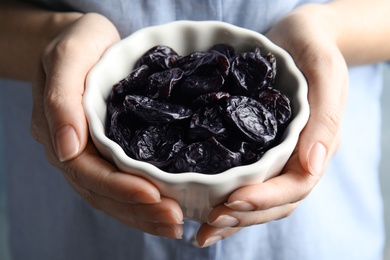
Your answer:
146;68;184;100
266;53;277;83
230;52;273;94
225;96;277;147
209;44;237;61
224;140;263;165
189;105;230;141
169;137;241;174
107;65;150;118
106;44;292;174
135;45;179;72
130;125;186;168
175;50;230;77
173;51;230;102
174;51;208;74
108;109;137;156
191;91;231;107
256;88;291;126
173;71;224;102
124;95;193;124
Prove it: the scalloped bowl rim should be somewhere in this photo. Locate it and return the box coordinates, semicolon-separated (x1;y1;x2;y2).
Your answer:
84;20;309;187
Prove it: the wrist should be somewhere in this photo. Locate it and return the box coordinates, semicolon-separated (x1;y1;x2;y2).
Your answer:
300;1;390;65
266;3;339;67
44;12;84;49
0;1;83;80
41;13;120;76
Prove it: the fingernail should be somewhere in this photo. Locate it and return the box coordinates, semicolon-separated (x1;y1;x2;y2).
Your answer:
225;201;256;211
308;142;327;175
156;225;183;239
172;212;184;225
202;236;222;248
55;125;79;162
208;215;238;227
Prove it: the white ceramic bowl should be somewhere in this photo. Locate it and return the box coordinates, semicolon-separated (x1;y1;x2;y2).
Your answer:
84;21;309;223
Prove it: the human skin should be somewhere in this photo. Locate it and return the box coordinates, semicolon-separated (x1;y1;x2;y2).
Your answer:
0;0;389;248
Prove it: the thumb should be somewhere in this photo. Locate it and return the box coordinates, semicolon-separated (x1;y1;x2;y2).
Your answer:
42;13;120;162
43;56;89;162
297;47;348;177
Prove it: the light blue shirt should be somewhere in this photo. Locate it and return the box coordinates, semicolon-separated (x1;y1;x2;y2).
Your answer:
0;1;385;259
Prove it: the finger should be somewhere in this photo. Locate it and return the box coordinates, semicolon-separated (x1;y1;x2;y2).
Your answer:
196;225;242;248
88;193;183;225
59;140;161;204
207;203;298;228
42;14;120;162
199;202;297;247
224;151;319;211
65;174;183;239
116;215;183;239
32;56;161;206
31;63;52;147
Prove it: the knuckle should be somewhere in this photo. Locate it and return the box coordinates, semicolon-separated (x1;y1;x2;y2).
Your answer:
60;168;102;211
58;159;85;190
117;202;134;218
298;176;318;201
289;174;317;203
318;107;341;140
279;203;298;220
82;189;100;210
91;171;114;199
45;36;78;63
44;87;66;115
30;106;50;145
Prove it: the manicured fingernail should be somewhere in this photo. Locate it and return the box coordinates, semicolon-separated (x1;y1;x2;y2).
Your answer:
156;225;183;239
209;215;238;227
225;201;256;211
202;236;222;248
172;212;184;224
308;142;327;175
55;125;79;162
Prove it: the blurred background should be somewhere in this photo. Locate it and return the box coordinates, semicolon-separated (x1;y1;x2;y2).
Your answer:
381;63;390;260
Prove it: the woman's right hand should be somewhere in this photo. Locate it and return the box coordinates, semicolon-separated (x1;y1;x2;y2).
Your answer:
30;13;184;239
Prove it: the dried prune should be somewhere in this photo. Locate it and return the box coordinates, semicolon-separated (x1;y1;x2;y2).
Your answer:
209;44;237;61
224;140;263;165
146;68;184;100
225;96;277;147
256;88;291;126
108;109;137;157
173;70;224;102
266;52;277;83
174;51;208;74
169;137;241;174
191;91;231;107
135;45;179;72
189;105;230;141
124;95;193;124
173;51;230;101
107;65;150;118
229;52;273;94
130;125;185;168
